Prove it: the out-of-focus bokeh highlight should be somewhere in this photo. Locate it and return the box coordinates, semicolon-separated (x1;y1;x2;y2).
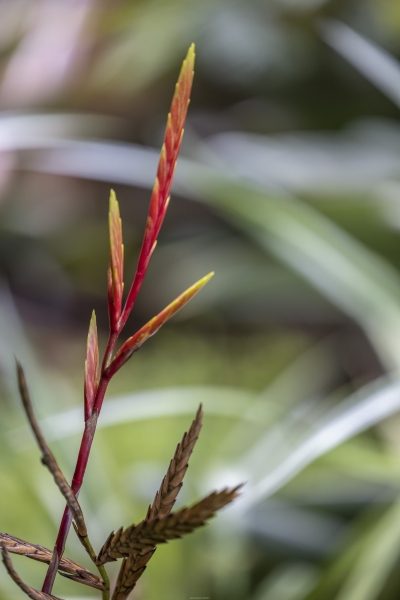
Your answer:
2;1;400;599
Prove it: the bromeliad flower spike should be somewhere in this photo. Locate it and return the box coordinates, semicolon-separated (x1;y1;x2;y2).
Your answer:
1;45;242;600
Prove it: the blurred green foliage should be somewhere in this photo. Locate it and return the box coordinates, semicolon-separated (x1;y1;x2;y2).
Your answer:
2;1;400;599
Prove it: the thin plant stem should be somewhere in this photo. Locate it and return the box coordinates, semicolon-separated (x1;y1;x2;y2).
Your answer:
41;336;115;593
74;525;110;600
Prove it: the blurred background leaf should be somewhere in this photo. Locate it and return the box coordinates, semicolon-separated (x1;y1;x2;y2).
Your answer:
2;1;400;600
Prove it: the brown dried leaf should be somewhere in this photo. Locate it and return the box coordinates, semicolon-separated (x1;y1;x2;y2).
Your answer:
0;533;107;591
1;544;63;600
16;362;87;538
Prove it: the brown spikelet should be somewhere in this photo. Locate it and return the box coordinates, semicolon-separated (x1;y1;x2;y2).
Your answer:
1;544;63;600
98;486;241;564
16;362;87;538
111;550;155;600
99;530;118;564
97;527;123;566
0;533;107;591
148;404;203;520
98;406;203;566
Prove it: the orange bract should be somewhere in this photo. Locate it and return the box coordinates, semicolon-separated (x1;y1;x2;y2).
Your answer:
108;271;214;376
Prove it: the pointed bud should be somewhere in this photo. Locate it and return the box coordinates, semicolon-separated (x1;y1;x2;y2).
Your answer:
108;189;124;330
84;311;99;421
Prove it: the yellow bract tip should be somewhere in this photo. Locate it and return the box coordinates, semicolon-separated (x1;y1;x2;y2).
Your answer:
87;310;98;345
182;44;196;72
187;42;195;56
199;271;214;286
109;189;119;212
185;271;214;297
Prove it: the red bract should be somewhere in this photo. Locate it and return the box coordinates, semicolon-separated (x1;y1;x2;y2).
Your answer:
119;43;195;330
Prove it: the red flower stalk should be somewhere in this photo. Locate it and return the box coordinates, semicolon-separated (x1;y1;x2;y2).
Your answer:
119;43;195;331
41;44;213;595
